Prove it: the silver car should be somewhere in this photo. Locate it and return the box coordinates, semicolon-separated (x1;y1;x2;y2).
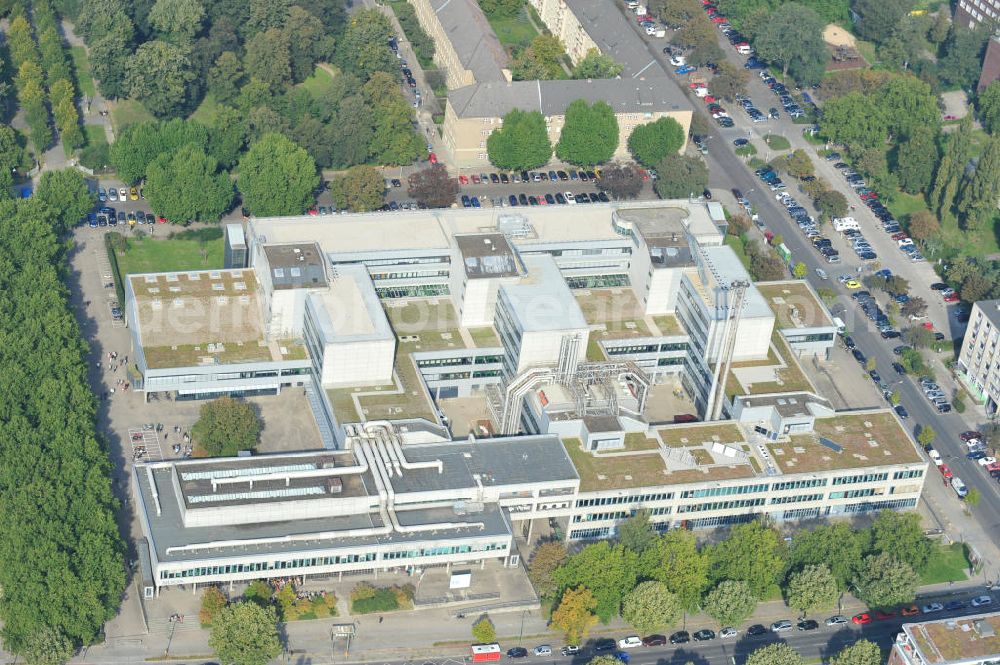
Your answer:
825;615;848;626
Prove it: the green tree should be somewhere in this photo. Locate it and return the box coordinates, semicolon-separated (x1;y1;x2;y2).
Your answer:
654;153;708;198
621;581;681;634
553;541;638;621
830;640;881;665
708;519;786;599
238;132;319;216
335;10;400;81
958;136;1000;230
0;124;26;195
703;580;757;626
628;117;685;167
512;35;566;80
966;487;982;507
617;511;656;553
248;0;289;34
853;0;913;43
362;73;425;166
551;586;599;643
20;628;75;665
752;4;827;84
639;529;709;611
854;552;919;608
145;144;233;223
148;0;205;42
471;616;496;643
487;109;552;171
814;189;848;220
931;116;974;220
783;149;814;178
34;169;95;234
284;6;331;83
792;262;808;279
745;643;805;665
820;91;887;153
479;0;523;16
125;40;195;118
572;49;624;79
868;510;932;573
786;564;838;616
556;99;618;167
879;76;940;143
207;105;248;168
208;51;244;105
528;541;567;598
192;397;262;456
209;601;282;665
788;523;864;590
200;586;229;627
243;28;291;93
330;165;384;212
653;0;703;26
917;426;936;448
939;24;990;90
980;81;1000;135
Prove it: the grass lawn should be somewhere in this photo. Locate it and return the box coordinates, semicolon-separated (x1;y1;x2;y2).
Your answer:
111;100;154;131
83;124;106;148
725;234;751;271
887;191;930;223
487;7;539;49
115;233;225;279
70;46;96;98
299;64;338;98
735;144;757;157
764;134;791;151
889;190;1000;259
189;93;221;125
920;542;970;585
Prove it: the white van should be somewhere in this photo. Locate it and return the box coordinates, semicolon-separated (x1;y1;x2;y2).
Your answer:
736;44;753;55
833;217;859;232
952;477;968;499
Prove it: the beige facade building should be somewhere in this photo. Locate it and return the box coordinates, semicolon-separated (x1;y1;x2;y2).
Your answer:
410;0;511;89
442;78;693;168
528;0;598;64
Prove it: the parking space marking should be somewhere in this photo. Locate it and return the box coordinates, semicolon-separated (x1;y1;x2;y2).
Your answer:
127;428;163;462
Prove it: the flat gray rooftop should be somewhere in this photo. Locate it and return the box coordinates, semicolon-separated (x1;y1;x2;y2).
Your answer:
501;254;589;333
448;77;691;118
387;435;580;495
456;233;522;279
737;392;829;418
622;208;695;269
263;243;327;290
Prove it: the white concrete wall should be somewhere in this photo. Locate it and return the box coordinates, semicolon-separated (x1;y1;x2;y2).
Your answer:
459;278;501;327
516;329;589;373
644;269;684;315
733;315;775;361
321;338;395;387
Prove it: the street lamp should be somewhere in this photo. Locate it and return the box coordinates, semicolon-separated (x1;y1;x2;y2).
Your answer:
518;609;529;646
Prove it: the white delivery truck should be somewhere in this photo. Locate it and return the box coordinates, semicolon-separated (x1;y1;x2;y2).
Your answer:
833;217;859;232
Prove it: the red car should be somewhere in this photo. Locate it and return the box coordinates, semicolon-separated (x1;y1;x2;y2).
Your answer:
852;613;872;625
860;191;878;200
690;82;706;89
901;605;920;616
939;464;953;479
711;14;727;22
875;610;897;621
429;152;438;164
156;215;167;224
471;174;481;184
458;174;469;184
307;207;318;216
944;293;960;303
704;95;717;103
891;232;908;241
962;431;984;441
706;6;717;14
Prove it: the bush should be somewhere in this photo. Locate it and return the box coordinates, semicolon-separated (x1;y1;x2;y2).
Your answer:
954;396;966;413
170;226;224;242
244;580;273;606
764;134;791;151
735;144;757;157
311;593;337;618
391;2;435;67
350;583;413;614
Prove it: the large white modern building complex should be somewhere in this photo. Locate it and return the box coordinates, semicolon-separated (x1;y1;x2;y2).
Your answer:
125;202;927;595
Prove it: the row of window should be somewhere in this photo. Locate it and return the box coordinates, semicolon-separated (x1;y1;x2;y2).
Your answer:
680;483;770;499
893;469;925;480
770;493;824;505
576;492;674;508
565;274;630;289
159;542;509;580
376;284;449;299
606;342;689;355
417;355;503;368
832;472;889;486
843;498;917;514
830;488;876;500
772;478;828;491
676;497;767;514
574;510;631;523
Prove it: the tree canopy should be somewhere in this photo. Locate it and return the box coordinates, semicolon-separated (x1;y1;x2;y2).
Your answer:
192;397;262;456
854;552;919;608
745;643;805;665
785;564;839;615
830;640;882;665
708;519;787;599
0;196;125;656
552;542;637;622
238;132;319;216
145;144;233;223
487;109;552;171
34;169;95;234
628;117;685;167
572;49;624;79
555;99;619;167
407;165;459;208
703;580;757;626
330;165;385;213
551;587;599;643
208;601;282;665
654;153;709;198
751;4;827;84
621;581;680;633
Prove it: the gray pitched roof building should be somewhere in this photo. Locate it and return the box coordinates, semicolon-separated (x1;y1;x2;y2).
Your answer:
433;0;510;82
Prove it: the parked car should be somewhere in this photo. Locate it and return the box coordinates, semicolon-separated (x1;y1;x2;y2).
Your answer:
506;648;528;659
719;627;738;639
533;646;552;656
618;637;641;649
922;603;944;614
797;620;819;631
852;613;872;624
747;624;768;636
972;595;993;607
669;631;690;644
826;615;848;626
640;635;665;647
771;620;793;632
560;646;580;656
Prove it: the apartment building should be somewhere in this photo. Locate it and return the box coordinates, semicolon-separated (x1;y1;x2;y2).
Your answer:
442;78;692;168
957;299;1000;414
